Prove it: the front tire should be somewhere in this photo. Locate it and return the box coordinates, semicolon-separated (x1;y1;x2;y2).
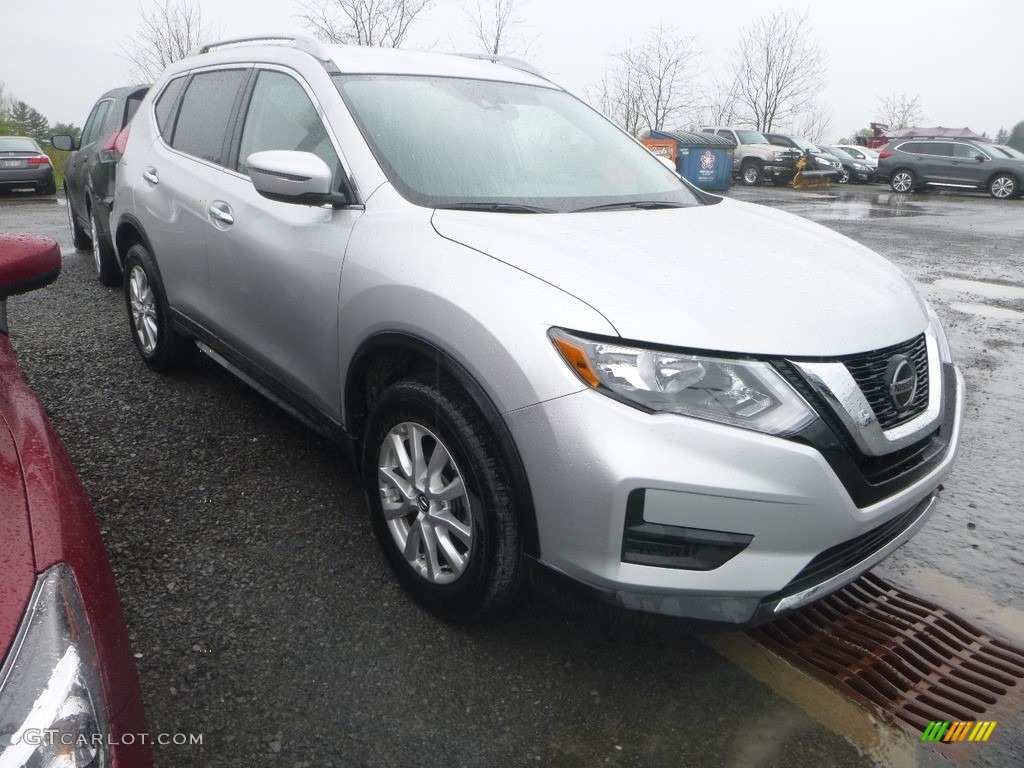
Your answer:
838;167;850;184
90;205;122;286
890;169;916;194
363;375;522;623
989;174;1018;199
123;243;196;371
740;161;764;186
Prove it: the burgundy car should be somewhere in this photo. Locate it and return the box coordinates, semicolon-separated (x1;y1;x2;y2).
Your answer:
0;234;151;767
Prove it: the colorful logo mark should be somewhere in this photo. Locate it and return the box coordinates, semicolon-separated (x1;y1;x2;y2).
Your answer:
921;721;997;743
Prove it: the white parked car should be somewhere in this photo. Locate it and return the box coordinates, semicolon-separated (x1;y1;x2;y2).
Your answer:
111;36;963;626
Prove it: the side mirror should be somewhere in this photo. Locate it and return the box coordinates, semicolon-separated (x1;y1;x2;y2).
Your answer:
50;134;77;152
247;150;350;207
975;154;986;162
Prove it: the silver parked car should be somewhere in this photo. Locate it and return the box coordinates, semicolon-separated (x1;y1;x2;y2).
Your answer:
112;36;963;626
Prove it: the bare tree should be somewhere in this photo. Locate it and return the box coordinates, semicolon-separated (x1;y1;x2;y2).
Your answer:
790;101;834;144
462;0;532;57
697;71;743;127
120;0;219;81
590;24;701;136
875;92;924;130
729;9;827;133
299;0;432;47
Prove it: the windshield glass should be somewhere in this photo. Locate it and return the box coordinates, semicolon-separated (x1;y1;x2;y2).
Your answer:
735;130;768;145
993;144;1024;159
824;146;853;160
333;75;699;212
0;137;39;152
788;136;819;152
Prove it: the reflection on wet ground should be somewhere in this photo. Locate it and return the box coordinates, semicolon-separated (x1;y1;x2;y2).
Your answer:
733;189;931;219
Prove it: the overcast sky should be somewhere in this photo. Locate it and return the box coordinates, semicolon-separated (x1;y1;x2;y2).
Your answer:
2;0;1022;140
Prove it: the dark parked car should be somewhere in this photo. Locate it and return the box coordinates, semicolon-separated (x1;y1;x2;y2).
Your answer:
52;85;149;285
764;133;843;181
877;138;1024;199
820;145;874;184
0;136;56;195
0;234;152;767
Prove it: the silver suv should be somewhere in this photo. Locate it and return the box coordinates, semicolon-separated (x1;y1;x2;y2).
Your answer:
877;138;1024;199
112;36;963;626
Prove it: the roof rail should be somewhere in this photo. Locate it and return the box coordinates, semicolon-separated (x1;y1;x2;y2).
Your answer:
188;34;333;63
455;53;543;78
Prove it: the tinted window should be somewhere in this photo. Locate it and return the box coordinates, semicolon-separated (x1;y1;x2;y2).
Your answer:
236;70;339;176
952;143;984;159
81;99;112;147
170;69;247;165
124;90;147;126
155;77;186;138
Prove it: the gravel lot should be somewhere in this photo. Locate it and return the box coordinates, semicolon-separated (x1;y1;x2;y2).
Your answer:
2;184;1022;767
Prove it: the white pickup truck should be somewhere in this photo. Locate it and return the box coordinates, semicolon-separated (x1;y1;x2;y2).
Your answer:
698;126;798;186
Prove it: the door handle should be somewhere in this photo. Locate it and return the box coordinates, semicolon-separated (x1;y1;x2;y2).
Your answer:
208;201;234;226
143;167;159;185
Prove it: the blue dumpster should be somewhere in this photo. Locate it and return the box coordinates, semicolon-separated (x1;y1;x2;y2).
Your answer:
646;130;735;191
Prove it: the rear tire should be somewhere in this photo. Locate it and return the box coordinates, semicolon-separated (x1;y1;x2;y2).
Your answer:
890;169;916;194
740;161;764;186
90;205;122;286
363;375;522;623
123;243;196;371
65;187;92;250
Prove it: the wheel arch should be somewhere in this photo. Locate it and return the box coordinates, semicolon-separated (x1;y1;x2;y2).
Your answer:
986;170;1020;194
114;214;156;273
346;331;541;558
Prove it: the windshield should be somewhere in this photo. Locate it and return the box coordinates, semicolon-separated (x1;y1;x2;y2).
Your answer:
333;75;699;212
735;130;769;145
993;144;1024;159
0;137;39;152
824;146;853;160
787;136;820;153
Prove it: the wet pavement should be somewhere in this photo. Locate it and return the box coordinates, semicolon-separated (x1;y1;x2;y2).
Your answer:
1;185;1023;767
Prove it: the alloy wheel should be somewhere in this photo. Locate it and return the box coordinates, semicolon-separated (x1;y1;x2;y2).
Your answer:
90;214;102;276
129;265;158;355
377;421;473;585
990;176;1015;199
891;172;913;193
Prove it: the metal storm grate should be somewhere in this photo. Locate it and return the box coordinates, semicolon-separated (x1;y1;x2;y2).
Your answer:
750;573;1024;759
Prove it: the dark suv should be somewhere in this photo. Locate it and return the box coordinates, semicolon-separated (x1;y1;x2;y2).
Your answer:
876;139;1024;199
51;85;149;285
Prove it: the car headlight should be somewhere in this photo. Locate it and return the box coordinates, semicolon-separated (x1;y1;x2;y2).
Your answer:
925;303;953;364
550;329;817;435
815;156;831;167
852;163;869;171
772;150;789;162
0;564;109;768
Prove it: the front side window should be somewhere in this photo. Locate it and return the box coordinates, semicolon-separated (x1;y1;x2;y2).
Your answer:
953;143;986;159
170;69;248;165
236;70;339;177
81;99;112;147
334;75;698;212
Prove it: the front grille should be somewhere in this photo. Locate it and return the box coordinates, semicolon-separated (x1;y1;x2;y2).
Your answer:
768;497;930;601
843;334;929;429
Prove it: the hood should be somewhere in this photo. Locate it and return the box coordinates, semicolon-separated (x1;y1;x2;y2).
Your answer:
432;198;926;357
0;414;34;659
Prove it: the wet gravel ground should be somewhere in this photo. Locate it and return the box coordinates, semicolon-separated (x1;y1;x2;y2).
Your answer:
1;185;1022;767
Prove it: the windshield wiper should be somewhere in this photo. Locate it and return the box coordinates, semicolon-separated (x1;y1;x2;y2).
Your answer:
573;200;687;212
435;202;556;213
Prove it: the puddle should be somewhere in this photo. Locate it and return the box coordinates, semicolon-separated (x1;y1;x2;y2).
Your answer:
933;278;1024;301
949;302;1024;320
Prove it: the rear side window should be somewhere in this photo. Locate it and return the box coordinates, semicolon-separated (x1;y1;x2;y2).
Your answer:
170;69;248;165
124;89;148;126
154;77;186;138
81;99;112;147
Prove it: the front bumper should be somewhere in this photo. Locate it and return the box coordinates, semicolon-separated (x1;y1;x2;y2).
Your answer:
504;365;963;626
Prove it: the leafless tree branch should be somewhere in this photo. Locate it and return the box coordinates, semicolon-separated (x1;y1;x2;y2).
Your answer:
119;0;220;82
874;92;925;131
298;0;433;47
728;9;827;133
462;0;533;57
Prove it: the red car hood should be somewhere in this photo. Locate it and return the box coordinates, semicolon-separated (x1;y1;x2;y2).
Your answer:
0;392;35;660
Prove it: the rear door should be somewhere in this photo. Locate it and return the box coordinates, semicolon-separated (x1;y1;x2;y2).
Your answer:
913;142;955;184
135;67;250;324
205;66;361;419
